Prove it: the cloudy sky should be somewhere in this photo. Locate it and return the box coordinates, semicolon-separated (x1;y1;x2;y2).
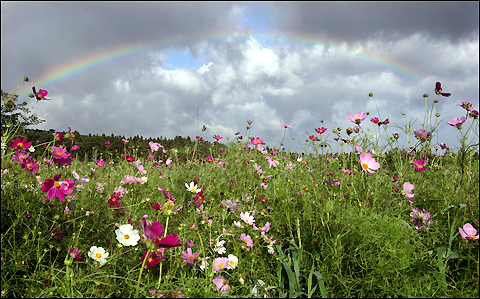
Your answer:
1;2;478;153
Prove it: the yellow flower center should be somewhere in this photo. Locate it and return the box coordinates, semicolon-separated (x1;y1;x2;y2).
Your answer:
70;253;75;258
243;238;248;242
54;181;60;188
218;263;224;268
189;254;193;259
27;164;32;168
468;234;476;239
18;142;23;147
362;163;369;170
38;94;43;98
95;253;102;259
124;235;130;239
148;257;153;262
229;260;235;265
56;152;62;156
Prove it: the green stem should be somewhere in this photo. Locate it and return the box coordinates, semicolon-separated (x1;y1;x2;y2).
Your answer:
157;216;170;286
135;248;152;297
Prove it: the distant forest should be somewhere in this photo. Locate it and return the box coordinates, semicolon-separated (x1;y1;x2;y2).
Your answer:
13;128;235;164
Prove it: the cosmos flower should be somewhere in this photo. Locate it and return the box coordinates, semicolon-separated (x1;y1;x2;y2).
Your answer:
358;152;380;173
32;87;51;101
42;174;75;202
459;223;479;241
115;224;140;246
346;111;366;124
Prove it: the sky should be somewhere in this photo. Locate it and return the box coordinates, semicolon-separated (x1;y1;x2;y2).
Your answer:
1;2;479;154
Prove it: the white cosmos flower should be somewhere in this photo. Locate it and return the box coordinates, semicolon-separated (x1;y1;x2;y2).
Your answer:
214;239;226;254
226;254;238;269
185;181;201;193
115;224;140;246
88;246;108;266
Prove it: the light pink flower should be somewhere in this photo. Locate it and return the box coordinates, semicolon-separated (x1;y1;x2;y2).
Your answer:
281;122;293;128
240;233;253;247
459;223;479;240
359;152;380;173
447;117;466;129
212;276;230;294
346;111;366;124
182;248;200;264
240;212;255;225
213;257;229;271
402;182;415;203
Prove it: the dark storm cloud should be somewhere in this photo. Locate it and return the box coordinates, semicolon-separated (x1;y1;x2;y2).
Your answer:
264;2;479;43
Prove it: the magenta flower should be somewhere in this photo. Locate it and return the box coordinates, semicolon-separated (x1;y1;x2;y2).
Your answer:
71;145;79;151
413;160;426;172
149;141;160;152
247;120;253;125
402;182;415;203
182;248;200;264
370;117;380;125
42;174;75;202
467;107;479;118
346;111;366;124
212;276;230;294
240;233;253;247
9;138;32;151
21;157;39;174
358;152;380;173
69;247;82;259
281;122;293;128
196;135;204;141
108;194;121;207
251;137;265;146
125;154;135;162
435;82;451;97
104;142;111;146
437;142;449;150
447;117;466;129
315;127;327;134
459;223;479;241
32;87;51;101
141;216;184;248
96;159;105;167
140;250;167;269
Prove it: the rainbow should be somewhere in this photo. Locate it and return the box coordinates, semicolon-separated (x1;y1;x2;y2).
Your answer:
15;31;427;99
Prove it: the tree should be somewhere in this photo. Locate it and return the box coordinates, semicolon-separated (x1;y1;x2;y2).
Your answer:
1;90;45;131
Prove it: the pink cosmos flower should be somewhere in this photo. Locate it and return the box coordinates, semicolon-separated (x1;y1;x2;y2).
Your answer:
359;152;380;173
240;233;253;247
247;120;253;125
447;117;466;129
213;135;223;141
315;127;327;134
266;156;279;168
108;193;121;207
140;250;167;269
240;212;255;225
467;107;479;118
213;257;229;271
413;160;426;172
370;117;380;125
414;129;430;142
212;276;230;294
125;154;135;162
104;142;111;145
122;139;129;143
410;208;433;231
42;174;75;202
149;141;161;152
71;145;79;151
435;82;451;97
281;122;293;128
69;247;81;259
52;146;70;160
196;135;204;141
21;157;39;174
182;248;200;264
459;223;479;241
96;159;105;167
346;111;366;124
9;138;32;151
402;182;415;203
141;216;184;248
32;87;51;101
136;160;147;174
251;137;264;146
437;143;449;150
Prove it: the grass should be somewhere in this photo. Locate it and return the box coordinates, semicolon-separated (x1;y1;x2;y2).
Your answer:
1;81;479;298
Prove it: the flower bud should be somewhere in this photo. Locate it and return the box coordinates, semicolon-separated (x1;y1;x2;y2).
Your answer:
368;93;373;97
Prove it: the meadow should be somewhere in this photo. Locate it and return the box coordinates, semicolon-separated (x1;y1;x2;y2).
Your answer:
1;79;479;298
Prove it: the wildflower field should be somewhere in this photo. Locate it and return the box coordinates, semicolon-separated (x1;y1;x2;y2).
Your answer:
1;79;479;298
